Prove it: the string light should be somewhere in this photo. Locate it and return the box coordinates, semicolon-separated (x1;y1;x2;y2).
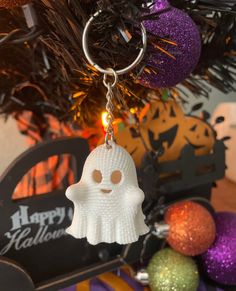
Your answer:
101;111;108;128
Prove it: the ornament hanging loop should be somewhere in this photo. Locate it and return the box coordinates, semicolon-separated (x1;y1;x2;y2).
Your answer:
103;69;118;148
103;70;118;88
82;10;147;75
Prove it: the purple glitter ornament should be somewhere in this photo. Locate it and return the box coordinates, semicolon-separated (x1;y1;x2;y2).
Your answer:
140;0;201;88
201;212;236;286
197;280;224;291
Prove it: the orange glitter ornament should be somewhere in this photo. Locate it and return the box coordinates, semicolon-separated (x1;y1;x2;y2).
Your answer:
0;0;30;8
165;201;216;256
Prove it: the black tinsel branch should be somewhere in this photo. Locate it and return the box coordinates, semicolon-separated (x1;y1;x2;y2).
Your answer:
0;0;235;126
171;0;236;13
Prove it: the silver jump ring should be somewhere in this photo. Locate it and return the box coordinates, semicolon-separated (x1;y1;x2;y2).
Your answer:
82;10;147;76
103;68;118;88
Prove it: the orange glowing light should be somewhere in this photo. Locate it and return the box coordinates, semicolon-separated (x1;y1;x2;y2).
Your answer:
130;108;137;114
102;111;108;128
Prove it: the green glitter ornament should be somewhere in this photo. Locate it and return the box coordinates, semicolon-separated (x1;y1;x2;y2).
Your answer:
147;248;199;291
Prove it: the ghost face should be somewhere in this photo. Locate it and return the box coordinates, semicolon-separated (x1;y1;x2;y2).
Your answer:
92;169;122;194
81;142;139;198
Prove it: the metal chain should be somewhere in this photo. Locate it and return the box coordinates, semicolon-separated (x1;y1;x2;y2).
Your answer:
103;69;118;148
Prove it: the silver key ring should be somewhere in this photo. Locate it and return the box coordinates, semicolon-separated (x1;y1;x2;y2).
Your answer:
82;10;147;76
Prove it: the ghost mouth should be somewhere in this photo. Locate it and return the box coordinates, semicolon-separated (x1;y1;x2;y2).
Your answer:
101;189;112;194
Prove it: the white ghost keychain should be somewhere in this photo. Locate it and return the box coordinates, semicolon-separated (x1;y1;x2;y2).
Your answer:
66;10;149;245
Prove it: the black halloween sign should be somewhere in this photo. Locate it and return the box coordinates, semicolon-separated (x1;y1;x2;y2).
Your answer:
0;138;119;285
1;204;70;255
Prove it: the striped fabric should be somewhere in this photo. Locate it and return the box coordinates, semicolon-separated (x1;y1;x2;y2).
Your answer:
12;111;102;199
59;269;227;291
60;278;226;291
60;267;150;291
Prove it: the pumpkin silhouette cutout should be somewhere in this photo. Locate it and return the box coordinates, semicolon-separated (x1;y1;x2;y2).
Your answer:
140;100;187;162
116;100;186;166
115;101;216;168
115;126;146;167
183;116;216;155
139;100;185;125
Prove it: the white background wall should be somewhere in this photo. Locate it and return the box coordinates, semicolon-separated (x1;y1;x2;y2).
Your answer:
0;116;27;175
183;87;236;115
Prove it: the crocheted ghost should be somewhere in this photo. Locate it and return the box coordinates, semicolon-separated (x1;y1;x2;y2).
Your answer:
66;142;149;245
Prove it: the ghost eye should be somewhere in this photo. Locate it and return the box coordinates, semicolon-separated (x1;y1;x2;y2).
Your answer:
92;170;102;183
111;170;122;184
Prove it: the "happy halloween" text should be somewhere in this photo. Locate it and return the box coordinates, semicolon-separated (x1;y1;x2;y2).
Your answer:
0;205;73;255
10;206;66;230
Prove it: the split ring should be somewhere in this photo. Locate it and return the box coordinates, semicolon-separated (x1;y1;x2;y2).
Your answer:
82;10;147;76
